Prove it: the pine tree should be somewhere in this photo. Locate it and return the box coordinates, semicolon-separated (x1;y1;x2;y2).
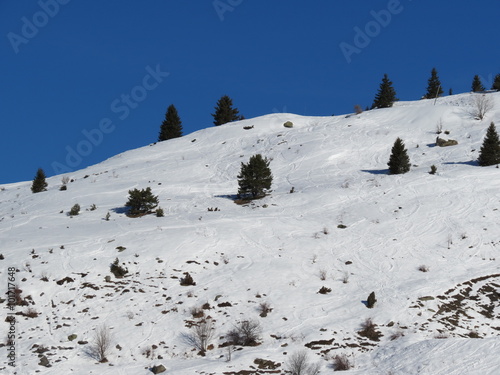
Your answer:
31;168;48;193
212;95;242;126
491;74;500;91
471;75;485;92
478;122;500;166
387;138;410;175
424;68;443;99
125;187;159;217
158;104;183;141
237;154;273;199
371;74;398;109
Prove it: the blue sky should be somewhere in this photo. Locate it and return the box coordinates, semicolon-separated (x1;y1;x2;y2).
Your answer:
1;0;499;184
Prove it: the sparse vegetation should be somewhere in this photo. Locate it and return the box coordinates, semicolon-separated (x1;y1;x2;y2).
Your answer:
87;325;112;363
358;318;382;341
180;272;196;286
110;258;128;278
182;319;215;355
367;291;376;308
318;286;331;294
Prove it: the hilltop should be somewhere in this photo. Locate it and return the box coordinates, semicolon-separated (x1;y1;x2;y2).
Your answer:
1;92;500;374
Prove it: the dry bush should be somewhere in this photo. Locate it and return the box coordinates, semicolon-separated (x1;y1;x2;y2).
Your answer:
319;269;327;281
226;319;261;346
180;272;196;286
358;318;382;341
318;286;331;294
286;350;321;375
418;265;429;272
190;306;204;319
470;94;494;120
87;325;112;363
22;307;39;318
182;319;215;354
258;302;272;317
333;353;352;371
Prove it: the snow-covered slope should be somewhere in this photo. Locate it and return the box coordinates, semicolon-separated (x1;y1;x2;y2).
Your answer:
1;92;500;374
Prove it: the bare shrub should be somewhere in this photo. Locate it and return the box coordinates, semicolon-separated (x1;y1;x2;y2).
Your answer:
87;325;112;363
342;272;349;284
190;306;204;319
470;94;494;120
418;265;429;272
435;118;443;134
358;318;382;341
226;319;261;346
389;330;404;341
354;105;363;115
22;307;39;318
286;350;321;375
258;302;272;317
333;353;352;371
182;319;215;354
319;269;327;281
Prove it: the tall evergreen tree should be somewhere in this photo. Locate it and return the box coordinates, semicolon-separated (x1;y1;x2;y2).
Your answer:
371;74;398;109
212;95;242;126
158;104;183;141
491;74;500;91
478;122;500;166
31;168;48;193
471;75;485;92
387;138;410;175
424;68;443;99
237;154;273;199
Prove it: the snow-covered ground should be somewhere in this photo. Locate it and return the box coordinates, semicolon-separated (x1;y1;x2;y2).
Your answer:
1;92;499;374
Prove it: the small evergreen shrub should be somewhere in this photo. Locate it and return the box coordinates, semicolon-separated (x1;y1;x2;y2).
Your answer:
69;204;80;216
478;122;500;166
125;187;159;217
155;207;164;217
318;286;332;294
367;291;376;308
429;165;437;175
387;138;410;175
180;272;196;286
237;154;273;199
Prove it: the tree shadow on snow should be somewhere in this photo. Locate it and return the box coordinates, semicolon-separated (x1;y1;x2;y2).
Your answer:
110;207;129;214
443;160;479;167
361;169;388;175
214;194;240;201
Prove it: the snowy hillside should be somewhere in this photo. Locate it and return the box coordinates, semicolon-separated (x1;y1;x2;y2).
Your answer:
1;92;500;374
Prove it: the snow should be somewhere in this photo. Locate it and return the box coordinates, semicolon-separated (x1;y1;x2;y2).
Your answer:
1;92;500;374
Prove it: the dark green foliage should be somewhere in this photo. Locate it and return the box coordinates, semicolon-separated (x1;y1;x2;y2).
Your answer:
237;154;273;199
31;168;48;193
478;122;500;166
424;68;443;99
110;258;128;278
367;291;376;308
69;204;80;216
387;138;410;175
158;104;183;141
492;74;500;91
429;165;437;175
155;207;164;217
471;75;485;92
180;272;195;286
125;187;159;217
212;95;243;126
318;286;332;294
371;74;398;109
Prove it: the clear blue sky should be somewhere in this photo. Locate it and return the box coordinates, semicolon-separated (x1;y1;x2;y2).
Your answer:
1;0;499;184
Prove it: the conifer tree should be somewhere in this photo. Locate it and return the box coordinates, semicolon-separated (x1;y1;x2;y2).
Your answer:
158;104;183;141
371;74;398;109
471;75;485;92
478;122;500;166
237;154;273;199
31;168;48;193
424;68;443;99
125;187;159;217
212;95;242;126
387;138;410;175
491;74;500;91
